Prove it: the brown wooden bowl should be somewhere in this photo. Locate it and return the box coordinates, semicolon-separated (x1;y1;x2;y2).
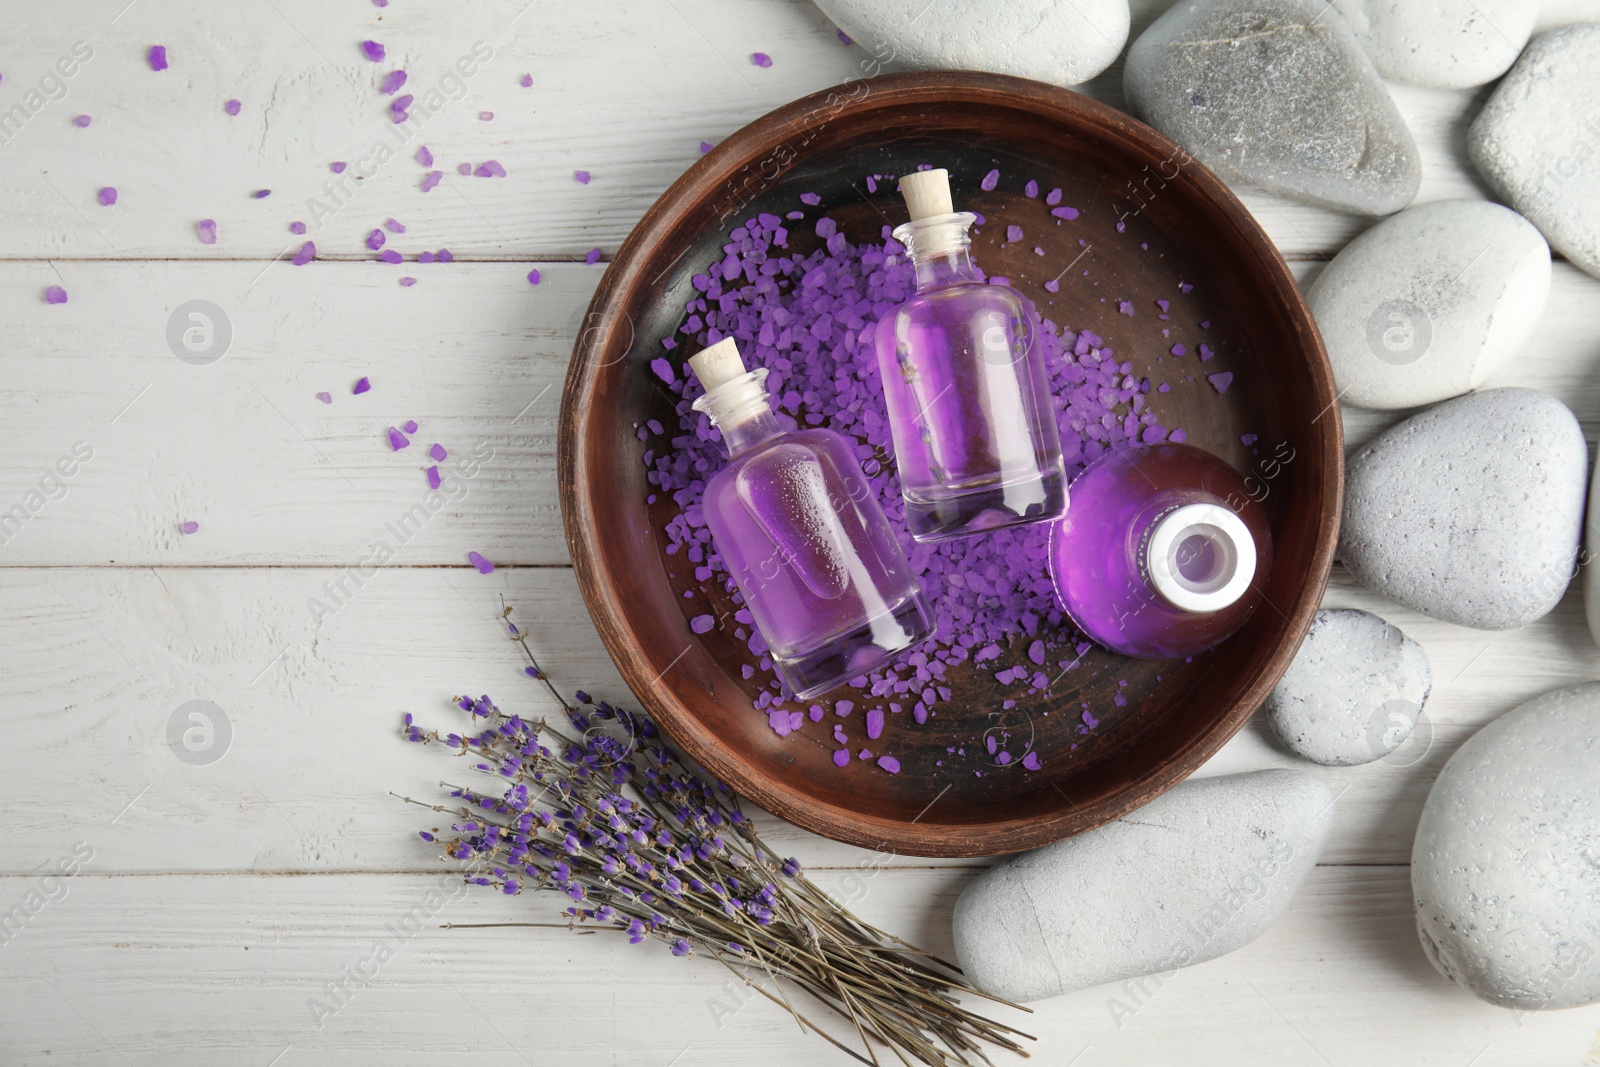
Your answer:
559;72;1340;858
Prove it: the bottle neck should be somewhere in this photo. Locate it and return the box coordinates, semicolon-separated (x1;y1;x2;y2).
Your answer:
1140;503;1257;614
691;368;782;457
893;212;978;290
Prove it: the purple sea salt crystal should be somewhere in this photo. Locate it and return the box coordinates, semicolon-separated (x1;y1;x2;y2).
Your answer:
751;52;772;67
690;614;715;634
197;218;217;244
436;249;453;263
877;755;900;774
385;218;405;233
73;114;91;127
361;40;385;62
387;426;409;450
44;285;67;304
420;170;443;192
225;99;241;115
647;199;1175;733
1199;343;1215;361
800;192;820;205
418;251;435;264
402;419;418;434
1171;343;1186;356
366;229;386;251
381;69;407;94
1207;371;1234;394
1051;206;1080;220
1118;301;1134;316
1022;751;1041;771
148;46;168;71
526;269;541;285
253;189;271;198
1005;224;1023;243
291;241;315;266
574;170;591;184
180;520;199;534
426;465;441;489
699;140;714;153
585;248;602;264
289;221;306;234
474;160;506;178
468;551;494;574
865;708;884;739
832;750;849;767
520;73;533;87
353;376;371;394
379;249;402;264
429;443;447;461
415;145;433;166
1240;433;1258;446
1024;180;1039;198
978;168;1000;191
316;391;332;404
479;111;493;121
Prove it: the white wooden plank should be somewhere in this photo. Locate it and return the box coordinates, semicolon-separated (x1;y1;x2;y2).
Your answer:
0;259;589;566
3;255;1600;568
5;0;1598;263
1;563;1594;875
0;868;1595;1065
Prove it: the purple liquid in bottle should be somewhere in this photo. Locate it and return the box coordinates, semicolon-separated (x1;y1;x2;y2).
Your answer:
691;339;934;699
873;169;1067;542
1048;443;1274;659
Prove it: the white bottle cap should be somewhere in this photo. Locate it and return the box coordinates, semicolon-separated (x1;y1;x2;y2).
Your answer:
688;336;746;392
899;168;953;221
1145;503;1257;614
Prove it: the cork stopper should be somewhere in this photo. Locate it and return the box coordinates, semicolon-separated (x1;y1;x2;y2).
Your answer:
688;337;746;392
899;169;953;221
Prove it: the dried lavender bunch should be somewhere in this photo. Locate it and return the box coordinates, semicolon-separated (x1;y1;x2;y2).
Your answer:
399;603;1033;1066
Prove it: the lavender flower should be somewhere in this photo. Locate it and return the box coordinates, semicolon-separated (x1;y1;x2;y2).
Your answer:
400;600;1033;1066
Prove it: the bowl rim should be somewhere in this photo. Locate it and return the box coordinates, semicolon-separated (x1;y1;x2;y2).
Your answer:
558;70;1342;857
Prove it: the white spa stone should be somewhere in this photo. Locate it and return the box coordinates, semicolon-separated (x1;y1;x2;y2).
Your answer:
1469;25;1600;281
812;0;1130;87
952;769;1333;1003
1308;199;1550;410
1124;0;1420;215
1332;0;1535;88
1265;608;1430;766
1413;682;1600;1010
1340;388;1587;630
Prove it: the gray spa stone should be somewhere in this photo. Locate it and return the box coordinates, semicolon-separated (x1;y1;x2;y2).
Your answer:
1308;199;1550;410
1341;388;1587;630
952;769;1333;1003
1332;0;1534;88
1265;608;1430;766
813;0;1129;86
1124;0;1420;215
1413;682;1600;1010
1469;25;1600;281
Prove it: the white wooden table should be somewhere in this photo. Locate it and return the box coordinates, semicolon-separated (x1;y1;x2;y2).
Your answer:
5;1;1600;1063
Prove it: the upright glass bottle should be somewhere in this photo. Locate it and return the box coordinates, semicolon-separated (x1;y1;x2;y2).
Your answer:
689;338;935;699
874;168;1068;542
1048;443;1274;659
